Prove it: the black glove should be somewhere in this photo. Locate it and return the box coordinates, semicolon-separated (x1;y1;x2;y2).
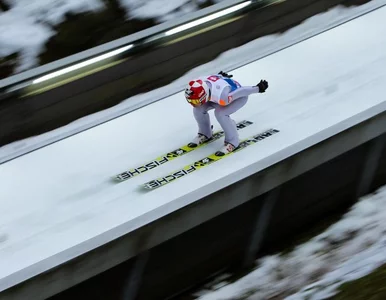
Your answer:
256;80;268;93
218;71;233;78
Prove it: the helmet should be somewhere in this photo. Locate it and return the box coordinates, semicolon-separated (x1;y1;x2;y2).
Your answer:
185;79;210;107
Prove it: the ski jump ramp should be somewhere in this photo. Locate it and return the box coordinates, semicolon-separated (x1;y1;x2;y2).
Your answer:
1;4;386;299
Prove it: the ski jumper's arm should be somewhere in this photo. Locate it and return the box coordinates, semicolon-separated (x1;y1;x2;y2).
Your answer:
217;85;260;106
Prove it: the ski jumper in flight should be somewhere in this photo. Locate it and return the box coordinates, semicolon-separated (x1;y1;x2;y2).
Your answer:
184;71;268;155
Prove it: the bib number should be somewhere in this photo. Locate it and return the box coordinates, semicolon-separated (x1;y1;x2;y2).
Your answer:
208;75;221;82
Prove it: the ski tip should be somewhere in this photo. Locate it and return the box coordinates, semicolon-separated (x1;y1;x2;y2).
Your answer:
111;176;122;183
139;184;157;192
187;142;198;148
137;186;150;193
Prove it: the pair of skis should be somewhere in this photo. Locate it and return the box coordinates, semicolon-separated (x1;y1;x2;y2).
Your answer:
113;120;279;190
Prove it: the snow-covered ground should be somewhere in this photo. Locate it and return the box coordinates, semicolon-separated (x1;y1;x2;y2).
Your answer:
0;0;225;73
194;184;386;300
1;0;384;164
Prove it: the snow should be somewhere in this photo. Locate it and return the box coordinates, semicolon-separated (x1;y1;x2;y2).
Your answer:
0;3;385;292
195;186;386;300
2;0;385;164
119;0;194;21
102;0;229;22
0;0;105;71
118;0;227;22
4;0;104;24
0;12;53;70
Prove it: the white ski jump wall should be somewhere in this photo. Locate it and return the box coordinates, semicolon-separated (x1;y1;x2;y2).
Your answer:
0;2;386;300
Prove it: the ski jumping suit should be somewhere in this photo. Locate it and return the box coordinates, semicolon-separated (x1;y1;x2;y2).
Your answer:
193;74;260;148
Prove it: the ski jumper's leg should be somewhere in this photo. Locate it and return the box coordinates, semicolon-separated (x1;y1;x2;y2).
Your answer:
193;102;214;138
214;97;248;147
214;86;259;147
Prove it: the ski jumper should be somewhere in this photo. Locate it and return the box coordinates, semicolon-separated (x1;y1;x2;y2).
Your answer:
193;74;260;147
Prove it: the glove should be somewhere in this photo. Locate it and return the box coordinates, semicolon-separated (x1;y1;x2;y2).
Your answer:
256;80;268;93
218;71;233;78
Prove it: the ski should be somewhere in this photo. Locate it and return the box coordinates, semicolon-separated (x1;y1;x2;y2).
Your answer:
114;120;253;181
142;128;280;190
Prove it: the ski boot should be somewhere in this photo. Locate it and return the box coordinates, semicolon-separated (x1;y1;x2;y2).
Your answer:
215;142;237;156
188;133;212;148
188;125;213;148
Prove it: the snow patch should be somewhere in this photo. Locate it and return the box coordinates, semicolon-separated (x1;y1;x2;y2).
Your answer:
119;0;191;20
195;186;386;300
4;0;105;24
0;0;105;72
118;0;227;22
0;13;53;70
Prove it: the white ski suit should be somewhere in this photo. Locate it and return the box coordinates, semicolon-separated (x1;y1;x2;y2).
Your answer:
193;74;261;148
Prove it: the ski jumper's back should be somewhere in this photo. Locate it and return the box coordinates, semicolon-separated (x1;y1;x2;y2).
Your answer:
198;75;242;106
